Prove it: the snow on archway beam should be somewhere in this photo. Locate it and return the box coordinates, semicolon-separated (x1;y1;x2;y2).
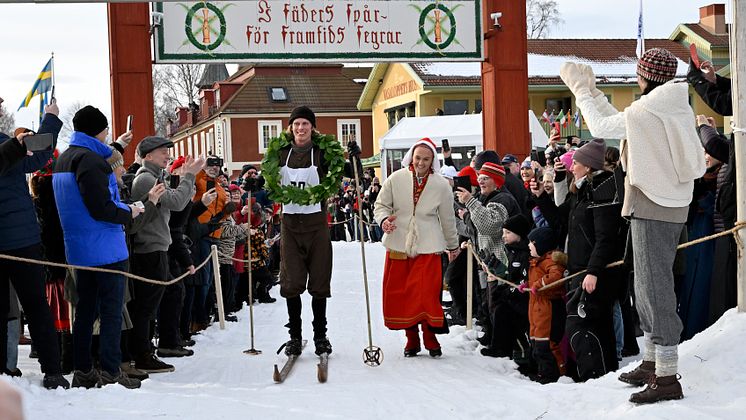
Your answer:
149;0;482;63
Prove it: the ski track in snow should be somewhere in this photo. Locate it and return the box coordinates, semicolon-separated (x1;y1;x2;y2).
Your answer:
5;242;746;419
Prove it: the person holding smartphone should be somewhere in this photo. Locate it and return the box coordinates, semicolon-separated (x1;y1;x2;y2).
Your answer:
129;138;204;370
0;95;73;390
53;105;144;389
190;155;229;332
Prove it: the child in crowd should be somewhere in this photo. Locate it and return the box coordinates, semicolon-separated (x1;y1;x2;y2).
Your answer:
481;214;531;368
521;227;567;384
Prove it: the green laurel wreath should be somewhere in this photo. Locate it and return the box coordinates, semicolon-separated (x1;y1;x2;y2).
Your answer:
261;131;345;205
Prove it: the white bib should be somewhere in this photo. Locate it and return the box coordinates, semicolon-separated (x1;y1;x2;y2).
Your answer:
280;147;322;214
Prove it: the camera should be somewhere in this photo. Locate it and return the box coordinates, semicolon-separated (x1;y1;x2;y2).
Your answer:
490;12;502;29
206;157;223;168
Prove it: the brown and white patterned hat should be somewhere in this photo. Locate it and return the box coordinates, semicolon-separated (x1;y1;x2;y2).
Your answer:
637;48;678;83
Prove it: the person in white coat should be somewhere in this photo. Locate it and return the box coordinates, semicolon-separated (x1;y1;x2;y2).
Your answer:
560;48;705;404
374;137;459;358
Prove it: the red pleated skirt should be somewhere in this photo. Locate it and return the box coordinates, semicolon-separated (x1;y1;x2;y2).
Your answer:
382;252;444;330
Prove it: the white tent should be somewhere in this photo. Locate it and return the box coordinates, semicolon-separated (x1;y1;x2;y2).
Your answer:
379;114;484;150
378;112;549;178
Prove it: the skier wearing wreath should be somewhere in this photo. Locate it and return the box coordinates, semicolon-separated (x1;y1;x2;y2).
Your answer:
262;106;352;357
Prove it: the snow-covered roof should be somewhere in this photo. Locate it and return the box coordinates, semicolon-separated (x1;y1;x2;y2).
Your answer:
411;54;688;82
413;62;481;78
527;53;688;78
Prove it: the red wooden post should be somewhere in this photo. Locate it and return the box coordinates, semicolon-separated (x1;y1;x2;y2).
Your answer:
107;2;154;165
481;0;530;158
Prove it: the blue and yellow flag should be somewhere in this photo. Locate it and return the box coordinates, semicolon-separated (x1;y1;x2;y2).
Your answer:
18;58;53;111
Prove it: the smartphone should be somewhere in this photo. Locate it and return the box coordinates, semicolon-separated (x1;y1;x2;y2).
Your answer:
452;175;472;192
169;174;180;189
689;44;701;69
23;133;54;151
206;180;216;191
126;115;134;132
442;139;450;152
132;201;145;210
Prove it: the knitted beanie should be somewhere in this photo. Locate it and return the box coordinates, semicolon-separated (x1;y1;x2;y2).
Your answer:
637;48;678;83
73;105;108;138
440;165;458;180
289;105;316;127
107;147;124;171
528;227;558;256
170;156;186;173
479;162;506;189
503;214;531;239
573;138;606;171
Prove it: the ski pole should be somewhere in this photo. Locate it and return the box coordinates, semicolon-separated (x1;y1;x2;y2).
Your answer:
243;190;262;355
352;155;383;366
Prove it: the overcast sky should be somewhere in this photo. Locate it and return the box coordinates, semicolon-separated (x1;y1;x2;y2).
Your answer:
0;0;730;131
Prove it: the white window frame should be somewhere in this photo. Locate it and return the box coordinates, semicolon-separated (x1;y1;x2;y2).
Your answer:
337;119;361;149
258;120;283;153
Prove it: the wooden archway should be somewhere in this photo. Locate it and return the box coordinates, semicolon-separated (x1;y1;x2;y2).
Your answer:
107;1;529;164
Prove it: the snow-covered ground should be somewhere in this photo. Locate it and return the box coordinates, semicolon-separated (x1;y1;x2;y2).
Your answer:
6;242;746;419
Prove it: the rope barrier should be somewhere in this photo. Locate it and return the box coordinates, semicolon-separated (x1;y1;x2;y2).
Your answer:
0;252;212;286
215;250;260;264
465;221;746;293
328;216;373;226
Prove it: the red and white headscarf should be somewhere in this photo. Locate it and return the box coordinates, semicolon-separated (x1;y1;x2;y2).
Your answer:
401;137;440;172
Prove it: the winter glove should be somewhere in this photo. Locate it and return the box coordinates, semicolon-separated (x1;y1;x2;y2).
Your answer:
517;283;537;295
560;62;590;94
347;140;362;158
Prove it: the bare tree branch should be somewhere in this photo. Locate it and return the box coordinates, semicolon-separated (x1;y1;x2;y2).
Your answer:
58;100;88;144
153;64;203;136
527;0;563;39
0;105;15;135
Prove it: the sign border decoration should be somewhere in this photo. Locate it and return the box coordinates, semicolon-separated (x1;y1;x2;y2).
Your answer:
154;1;482;63
418;3;457;51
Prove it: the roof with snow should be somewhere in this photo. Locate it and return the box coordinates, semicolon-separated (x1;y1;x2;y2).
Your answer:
407;39;690;88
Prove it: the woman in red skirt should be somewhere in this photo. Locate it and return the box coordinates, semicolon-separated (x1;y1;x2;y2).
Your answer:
374;138;459;357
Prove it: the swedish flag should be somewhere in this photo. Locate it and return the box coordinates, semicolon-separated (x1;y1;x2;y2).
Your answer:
18;58;53;111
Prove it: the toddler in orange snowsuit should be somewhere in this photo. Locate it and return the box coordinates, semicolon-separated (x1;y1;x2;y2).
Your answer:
520;227;567;384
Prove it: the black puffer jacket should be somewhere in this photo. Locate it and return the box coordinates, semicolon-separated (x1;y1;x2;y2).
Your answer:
534;171;626;277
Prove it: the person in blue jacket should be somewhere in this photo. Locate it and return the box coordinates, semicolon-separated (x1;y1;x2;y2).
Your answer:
53;105;143;389
0;98;69;389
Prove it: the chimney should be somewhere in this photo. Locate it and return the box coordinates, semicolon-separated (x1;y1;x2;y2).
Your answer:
699;4;726;35
214;82;242;107
200;89;215;117
176;107;189;127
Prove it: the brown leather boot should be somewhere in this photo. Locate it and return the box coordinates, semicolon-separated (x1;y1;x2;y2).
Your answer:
629;374;684;404
618;360;655;386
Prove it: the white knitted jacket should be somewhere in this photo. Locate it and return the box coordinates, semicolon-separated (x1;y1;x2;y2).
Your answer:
374;168;459;257
575;82;706;208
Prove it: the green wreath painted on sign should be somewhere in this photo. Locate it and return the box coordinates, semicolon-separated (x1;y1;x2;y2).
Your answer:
261;131;346;205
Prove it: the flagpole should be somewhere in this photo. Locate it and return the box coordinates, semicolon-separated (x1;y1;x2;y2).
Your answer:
50;52;55;100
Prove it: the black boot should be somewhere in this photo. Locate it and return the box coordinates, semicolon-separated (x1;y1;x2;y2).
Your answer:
530;341;560;384
314;337;333;355
280;338;303;356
